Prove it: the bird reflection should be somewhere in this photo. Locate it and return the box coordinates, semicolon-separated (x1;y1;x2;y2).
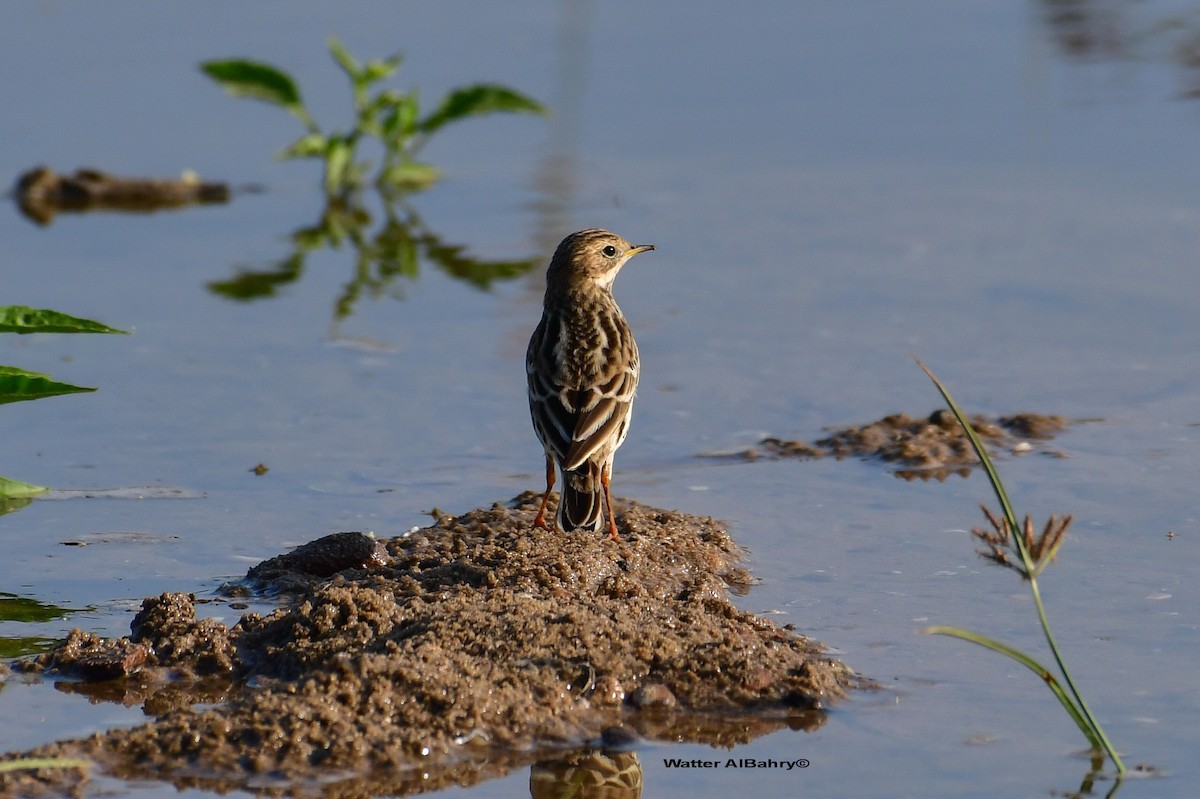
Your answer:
530;750;642;799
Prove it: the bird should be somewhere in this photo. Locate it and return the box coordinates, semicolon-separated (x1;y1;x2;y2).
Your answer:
526;228;655;540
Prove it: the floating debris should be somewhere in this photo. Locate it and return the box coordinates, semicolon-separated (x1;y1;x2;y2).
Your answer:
709;410;1068;480
14;166;230;225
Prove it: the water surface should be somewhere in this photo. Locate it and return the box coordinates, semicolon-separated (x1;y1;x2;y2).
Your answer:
2;2;1199;796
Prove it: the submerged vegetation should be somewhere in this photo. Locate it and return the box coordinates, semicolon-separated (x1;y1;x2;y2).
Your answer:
918;360;1126;786
0;306;126;506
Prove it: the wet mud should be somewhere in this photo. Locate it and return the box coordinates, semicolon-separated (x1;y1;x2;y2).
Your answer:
0;493;858;797
712;410;1067;479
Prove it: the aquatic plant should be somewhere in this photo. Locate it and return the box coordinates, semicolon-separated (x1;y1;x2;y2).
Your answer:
0;306;126;503
201;37;546;198
917;360;1126;780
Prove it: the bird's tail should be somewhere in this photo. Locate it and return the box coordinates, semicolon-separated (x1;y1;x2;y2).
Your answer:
558;461;606;533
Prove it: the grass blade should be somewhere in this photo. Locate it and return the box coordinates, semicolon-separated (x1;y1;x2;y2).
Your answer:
917;357;1126;776
915;358;1020;547
925;625;1099;748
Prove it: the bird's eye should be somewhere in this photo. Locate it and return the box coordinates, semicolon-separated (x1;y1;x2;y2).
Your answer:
602;245;617;257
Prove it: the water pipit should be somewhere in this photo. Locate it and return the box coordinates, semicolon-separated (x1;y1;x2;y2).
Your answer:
526;228;654;539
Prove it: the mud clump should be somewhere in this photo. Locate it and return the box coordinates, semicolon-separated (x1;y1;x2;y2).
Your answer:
240;530;390;595
716;410;1068;479
14;165;230;225
0;494;857;797
24;632;150;682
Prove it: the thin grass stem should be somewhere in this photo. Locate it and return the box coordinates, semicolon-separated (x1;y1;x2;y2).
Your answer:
916;358;1126;777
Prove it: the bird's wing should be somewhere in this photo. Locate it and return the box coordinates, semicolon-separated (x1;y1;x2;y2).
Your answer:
527;309;638;471
526;317;574;461
562;364;636;471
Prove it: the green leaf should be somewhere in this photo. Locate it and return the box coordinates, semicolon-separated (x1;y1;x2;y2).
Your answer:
323;137;356;194
0;476;49;498
361;54;403;85
380;91;419;145
417;84;547;136
200;59;304;110
0;371;96;405
277;132;330;160
0;306;126;335
201;58;318;131
378;161;441;190
327;37;361;80
0;365;49;379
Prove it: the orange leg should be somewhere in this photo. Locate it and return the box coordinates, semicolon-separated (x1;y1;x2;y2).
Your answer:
533;455;555;530
601;466;619;541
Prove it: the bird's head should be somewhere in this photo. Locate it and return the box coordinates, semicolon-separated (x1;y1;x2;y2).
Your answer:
548;228;655;292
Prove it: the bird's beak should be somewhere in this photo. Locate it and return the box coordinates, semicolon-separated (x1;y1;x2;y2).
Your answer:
630;244;655;256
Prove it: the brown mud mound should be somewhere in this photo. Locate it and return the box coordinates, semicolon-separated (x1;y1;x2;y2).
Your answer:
712;410;1067;480
0;494;858;797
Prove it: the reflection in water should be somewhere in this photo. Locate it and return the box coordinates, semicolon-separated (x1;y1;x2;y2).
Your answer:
529;0;593;257
1039;0;1200;97
0;591;82;658
1041;0;1125;60
53;676;235;715
0;496;35;516
0;635;59;659
530;750;642;799
0;592;79;624
207;196;539;326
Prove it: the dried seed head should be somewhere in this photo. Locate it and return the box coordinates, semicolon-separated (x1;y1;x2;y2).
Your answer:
970;505;1073;580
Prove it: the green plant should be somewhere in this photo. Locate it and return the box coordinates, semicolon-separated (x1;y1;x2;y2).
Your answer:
0;315;109;771
917;359;1125;780
0;306;126;500
201;37;547;197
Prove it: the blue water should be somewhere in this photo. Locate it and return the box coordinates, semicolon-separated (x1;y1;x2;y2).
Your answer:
3;2;1199;796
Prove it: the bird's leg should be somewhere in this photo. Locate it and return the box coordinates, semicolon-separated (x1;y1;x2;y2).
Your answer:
602;466;619;541
533;455;555;530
